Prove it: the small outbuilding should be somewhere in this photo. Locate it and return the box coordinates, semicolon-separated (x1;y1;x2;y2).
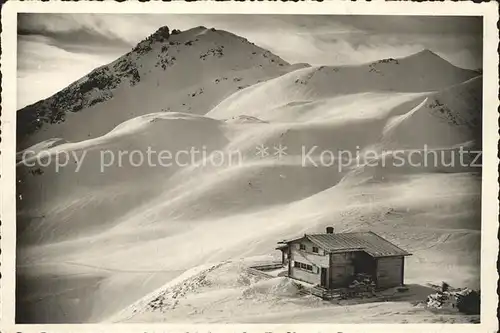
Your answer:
276;227;411;290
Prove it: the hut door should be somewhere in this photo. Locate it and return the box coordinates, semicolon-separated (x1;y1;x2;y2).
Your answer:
320;267;328;288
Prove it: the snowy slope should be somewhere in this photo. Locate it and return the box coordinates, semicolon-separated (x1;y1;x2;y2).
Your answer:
107;258;478;324
382;76;482;150
207;50;478;121
16;28;482;324
17;26;293;149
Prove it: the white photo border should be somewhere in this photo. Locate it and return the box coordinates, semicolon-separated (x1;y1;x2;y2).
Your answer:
1;1;498;332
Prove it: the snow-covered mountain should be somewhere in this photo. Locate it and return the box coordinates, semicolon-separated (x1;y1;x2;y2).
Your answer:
17;25;293;148
16;26;482;324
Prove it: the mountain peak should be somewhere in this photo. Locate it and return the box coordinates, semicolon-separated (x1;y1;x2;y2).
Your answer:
394;48;471;72
149;26;172;42
17;25;291;147
408;48;446;62
419;48;438;55
130;25;171;55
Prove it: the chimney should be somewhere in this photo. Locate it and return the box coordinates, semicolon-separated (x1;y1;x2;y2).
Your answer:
326;227;334;234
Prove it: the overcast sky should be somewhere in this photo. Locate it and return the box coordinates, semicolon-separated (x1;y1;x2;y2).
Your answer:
17;14;482;109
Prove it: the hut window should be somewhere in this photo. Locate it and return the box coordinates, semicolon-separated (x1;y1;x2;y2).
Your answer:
312;246;319;253
294;261;314;272
299;244;306;251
